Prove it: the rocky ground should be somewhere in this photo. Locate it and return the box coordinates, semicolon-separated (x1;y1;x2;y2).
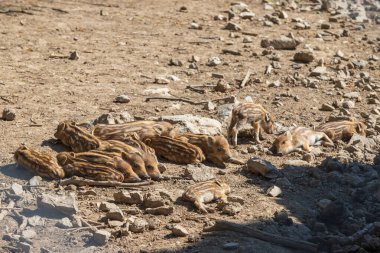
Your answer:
0;0;380;252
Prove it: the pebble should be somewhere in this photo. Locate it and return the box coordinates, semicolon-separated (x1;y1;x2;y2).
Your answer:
99;202;119;212
145;205;174;216
342;100;355;109
28;176;42;186
247;157;280;179
207;56;221;67
18;242;33;253
130;218;149;233
224;22;241;31
318;199;332;209
2;108;16;121
320;103;335;111
222;202;242;216
243;36;253;43
106;208;125;221
310;66;327;76
56;217;73;229
172;225;189;237
10;183;24;195
321;23;331;29
114;191;144;205
114;94;130;103
344;92;360;99
68;51;79;60
214;79;230;92
37;193;78;216
185;164;216;182
293;51;314;63
21;229;37;239
267;185;282;197
93;230;111;245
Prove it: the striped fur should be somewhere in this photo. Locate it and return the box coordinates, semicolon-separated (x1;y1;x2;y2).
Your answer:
316;120;366;142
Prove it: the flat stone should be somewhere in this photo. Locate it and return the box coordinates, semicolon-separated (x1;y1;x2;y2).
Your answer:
224;22;241;31
320;103;335;111
227;195;244;205
310;66;327;76
114;191;144;205
247;157;280;178
106;208;125;221
92;111;134;125
99;202;119;212
28;176;42;186
115;94;130;103
142;87;171;96
28;216;45;227
37;193;78;216
21;229;37;239
207;56;222;67
261;36;301;50
172;225;189;237
222;202;242;216
10;183;24;195
284;159;310;167
144;192;166;208
56;217;73;229
18;242;32;253
344;92;360;99
294;51;315;63
93;230;111;245
145;205;174;216
184;164;216;182
267;185;282;197
130;218;149;233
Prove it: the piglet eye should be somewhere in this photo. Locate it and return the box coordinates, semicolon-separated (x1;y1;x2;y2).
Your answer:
217;147;223;152
282;141;286;144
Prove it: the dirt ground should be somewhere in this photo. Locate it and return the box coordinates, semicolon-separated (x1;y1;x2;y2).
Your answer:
0;0;380;253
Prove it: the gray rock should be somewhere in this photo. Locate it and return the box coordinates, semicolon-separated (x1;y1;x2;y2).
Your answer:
222;202;242;216
343;92;360;99
275;177;292;188
106;208;125;221
318;201;348;225
240;12;255;19
321;103;335;111
37;193;78;216
261;36;301;50
267;186;282;197
184;164;216;182
243;36;253;43
93;230;111;245
144;192;166;208
142;87;171;96
130;218;149;233
18;242;33;253
40;247;51;253
21;229;37;239
318;199;332;209
294;51;314;63
227;195;244;205
115;94;130;103
114;191;144;205
348;134;376;149
207;56;221;67
108;220;124;228
93;111;134;125
310;66;327;76
283;159;310;167
28;176;42;186
247;157;280;178
145;205;174;216
99;202;119;212
224;22;241;31
172;225;189;237
56;217;73;228
27;216;45;227
342;100;355;109
68;51;79;60
159;114;222;135
10;183;24;195
223;242;240;250
214;79;231;93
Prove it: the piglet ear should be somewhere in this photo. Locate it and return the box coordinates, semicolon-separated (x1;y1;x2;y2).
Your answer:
286;131;292;139
207;136;214;147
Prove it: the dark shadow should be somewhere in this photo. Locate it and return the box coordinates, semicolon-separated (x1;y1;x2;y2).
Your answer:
0;163;35;180
41;138;70;153
19;207;67;220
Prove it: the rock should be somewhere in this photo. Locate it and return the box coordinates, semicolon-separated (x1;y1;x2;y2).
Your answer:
71;215;82;228
243;36;253;43
224;22;241;31
154;76;170;84
207;56;221;67
227;195;244;205
318;199;332;209
261;36;301;50
344;92;360;99
302;153;315;163
114;94;130;103
310;66;327;76
21;229;37;239
56;217;73;228
247;157;280;179
322;157;344;172
93;111;134;125
321;23;331;29
130;218;149;233
10;183;24;195
294;51;315;63
342;100;355;109
273;210;293;225
169;58;183;66
275;177;292;188
144;192;166;208
240;12;255;19
223;242;240;250
106;209;125;221
68;51;79;60
28;216;45;227
108;220;124;228
319;201;348;225
284;159;310;167
172;225;189;237
348;134;376;149
2;108;16;121
18;242;33;253
142;87;171;96
222;202;242;216
267;185;282;197
184;164;216;182
204;101;215;111
214;79;230;92
113;191;144;205
320;103;335;111
99;202;119;212
158;114;222;135
335;80;346;89
28;176;42;186
93;230;111;245
37;193;78;216
145;206;174;216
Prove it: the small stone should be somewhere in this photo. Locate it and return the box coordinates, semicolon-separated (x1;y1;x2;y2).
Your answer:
21;229;37;239
267;185;282;197
114;191;144;205
108;220;124;228
207;57;221;67
93;230;111;245
99;10;108;16
302;153;315;163
214;14;225;21
10;183;24;195
247;157;280;178
130;218;149;233
172;225;189;237
169;58;183;67
320;103;335;111
344;92;360;99
321;23;331;29
204;101;215;111
191;55;200;62
18;242;32;253
56;217;73;229
68;51;79;60
214;79;230;92
243;36;253;43
184;164;216;182
261;36;301;50
145;206;174;216
342;100;355;109
190;21;202;30
106;209;125;221
28;216;45;227
223;242;240;250
227;195;244;205
224;22;241;31
28;176;42;186
154;77;170;84
294;51;315;63
2;108;16;121
99;202;119;212
37;193;78;216
318;199;332;209
222;202;242;216
335;80;346;89
310;66;326;76
40;247;51;253
114;94;130;103
144;192;166;208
